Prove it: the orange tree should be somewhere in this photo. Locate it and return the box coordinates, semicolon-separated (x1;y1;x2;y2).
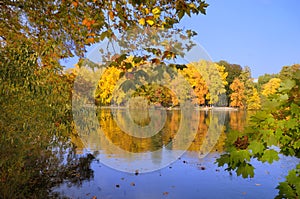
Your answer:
229;78;245;108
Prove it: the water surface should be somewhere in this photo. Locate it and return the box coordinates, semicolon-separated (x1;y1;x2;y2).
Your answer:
54;109;298;198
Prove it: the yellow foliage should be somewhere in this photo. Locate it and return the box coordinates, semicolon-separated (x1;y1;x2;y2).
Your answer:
230;78;245;108
247;88;261;110
179;65;208;105
261;78;281;97
216;64;228;86
95;67;121;105
139;18;145;26
152;7;160;15
146;19;154;26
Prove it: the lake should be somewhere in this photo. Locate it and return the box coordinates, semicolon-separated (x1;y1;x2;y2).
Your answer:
53;109;299;198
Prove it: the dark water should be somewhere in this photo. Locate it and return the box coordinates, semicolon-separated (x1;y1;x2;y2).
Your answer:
53;109;298;198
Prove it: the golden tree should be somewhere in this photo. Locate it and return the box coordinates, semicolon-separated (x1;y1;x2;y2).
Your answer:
261;78;281;97
247;88;261;110
229;78;245;108
180;65;208;105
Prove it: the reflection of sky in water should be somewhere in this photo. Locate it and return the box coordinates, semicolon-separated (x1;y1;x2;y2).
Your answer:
56;109;299;198
53;152;299;199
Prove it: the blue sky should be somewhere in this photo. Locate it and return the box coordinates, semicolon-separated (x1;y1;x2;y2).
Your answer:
61;0;300;78
181;0;300;78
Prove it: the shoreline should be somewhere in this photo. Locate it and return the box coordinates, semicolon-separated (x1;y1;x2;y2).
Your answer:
86;105;240;111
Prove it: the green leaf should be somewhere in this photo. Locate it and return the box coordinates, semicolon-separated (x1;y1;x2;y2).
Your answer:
248;141;265;155
276;182;297;198
286;170;300;186
251;111;269;122
278;94;289;102
266;134;278;146
291;103;300;115
279;79;296;93
133;56;144;64
236;163;255;178
125;62;133;69
119;71;125;78
260;149;279;163
285;118;298;130
230;150;251;163
120;80;136;92
216;154;230;167
293;140;300;149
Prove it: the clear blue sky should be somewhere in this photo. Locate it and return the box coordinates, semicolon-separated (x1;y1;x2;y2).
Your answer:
61;0;300;78
180;0;300;78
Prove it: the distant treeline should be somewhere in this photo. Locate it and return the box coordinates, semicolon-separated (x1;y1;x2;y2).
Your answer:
69;58;300;110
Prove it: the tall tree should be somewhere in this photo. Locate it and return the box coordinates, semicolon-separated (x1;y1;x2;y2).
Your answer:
216;60;242;106
180;64;208;105
247;88;261;110
239;66;254;108
189;60;227;105
229;78;245;108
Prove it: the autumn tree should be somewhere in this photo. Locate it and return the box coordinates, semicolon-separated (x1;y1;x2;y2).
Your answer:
95;66;122;105
188;60;227;106
247;88;261;110
229;78;245;108
257;73;278;90
168;74;193;106
261;78;281;97
216;60;242;105
239;66;254;108
179;64;208;105
279;64;300;80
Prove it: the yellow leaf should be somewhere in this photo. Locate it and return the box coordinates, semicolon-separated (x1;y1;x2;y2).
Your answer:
145;8;150;14
152;7;160;15
139;18;145;26
189;3;197;9
146;19;154;26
